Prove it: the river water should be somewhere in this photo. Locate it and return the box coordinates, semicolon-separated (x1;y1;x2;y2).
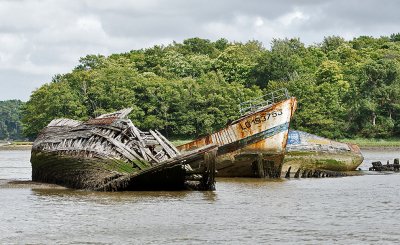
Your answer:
1;149;399;244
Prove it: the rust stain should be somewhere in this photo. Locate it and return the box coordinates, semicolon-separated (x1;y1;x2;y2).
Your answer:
252;140;265;151
347;143;361;154
282;129;289;149
205;135;211;145
177;97;297;160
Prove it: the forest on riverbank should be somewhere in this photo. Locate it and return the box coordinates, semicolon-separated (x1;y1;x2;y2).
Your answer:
1;35;400;140
0;100;24;140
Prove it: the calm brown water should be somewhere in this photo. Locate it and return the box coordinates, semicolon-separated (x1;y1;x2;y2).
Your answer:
1;149;400;244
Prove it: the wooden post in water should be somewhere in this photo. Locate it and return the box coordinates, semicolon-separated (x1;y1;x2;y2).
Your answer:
301;169;307;178
394;158;400;172
256;154;265;178
198;148;217;191
285;166;291;178
294;168;301;178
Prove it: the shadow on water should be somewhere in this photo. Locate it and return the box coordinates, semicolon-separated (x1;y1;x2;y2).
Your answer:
1;179;220;204
32;188;190;198
217;177;286;188
217;177;285;184
22;178;288;197
31;188;219;205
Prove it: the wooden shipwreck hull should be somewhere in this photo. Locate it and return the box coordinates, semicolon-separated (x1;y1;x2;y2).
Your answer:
178;89;297;178
282;130;363;174
31;109;217;191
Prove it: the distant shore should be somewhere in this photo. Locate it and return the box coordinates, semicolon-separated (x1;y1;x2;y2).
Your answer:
1;139;400;151
341;138;400;149
0;142;32;150
359;146;400;151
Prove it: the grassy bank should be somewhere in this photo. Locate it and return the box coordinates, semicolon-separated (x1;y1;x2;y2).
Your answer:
0;141;33;150
10;141;33;146
341;138;400;147
4;138;399;148
170;139;193;146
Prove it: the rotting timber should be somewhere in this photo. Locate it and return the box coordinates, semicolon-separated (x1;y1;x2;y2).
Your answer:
31;109;217;191
178;88;297;178
369;159;400;172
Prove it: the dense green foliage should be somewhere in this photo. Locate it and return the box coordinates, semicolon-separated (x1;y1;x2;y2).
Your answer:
0;100;24;140
18;35;400;140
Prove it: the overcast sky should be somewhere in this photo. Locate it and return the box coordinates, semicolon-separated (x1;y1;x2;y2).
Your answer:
1;0;399;101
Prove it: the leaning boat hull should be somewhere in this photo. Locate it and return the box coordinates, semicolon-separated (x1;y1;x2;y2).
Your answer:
178;97;297;178
282;130;363;175
283;151;363;173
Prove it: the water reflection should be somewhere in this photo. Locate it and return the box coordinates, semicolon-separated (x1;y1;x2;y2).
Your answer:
30;188;195;204
200;190;217;202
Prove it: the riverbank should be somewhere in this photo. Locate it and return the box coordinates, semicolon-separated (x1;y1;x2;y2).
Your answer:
341;138;400;149
2;138;400;150
0;141;32;150
171;139;193;146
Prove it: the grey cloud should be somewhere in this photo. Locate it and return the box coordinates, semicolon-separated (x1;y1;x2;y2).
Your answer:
294;0;400;34
0;69;49;100
0;0;399;101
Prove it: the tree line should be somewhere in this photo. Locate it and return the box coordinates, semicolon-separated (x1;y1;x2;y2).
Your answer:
1;35;400;140
0;100;24;140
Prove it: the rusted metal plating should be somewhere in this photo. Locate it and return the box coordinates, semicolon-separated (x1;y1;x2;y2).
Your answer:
178;97;297;177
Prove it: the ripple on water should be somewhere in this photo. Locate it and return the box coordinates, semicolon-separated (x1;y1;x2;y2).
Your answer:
1;149;400;244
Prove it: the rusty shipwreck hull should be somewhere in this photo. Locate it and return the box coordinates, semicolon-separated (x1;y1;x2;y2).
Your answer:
178;91;297;178
282;130;364;175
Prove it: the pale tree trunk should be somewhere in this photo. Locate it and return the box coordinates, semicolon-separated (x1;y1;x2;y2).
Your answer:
372;112;376;126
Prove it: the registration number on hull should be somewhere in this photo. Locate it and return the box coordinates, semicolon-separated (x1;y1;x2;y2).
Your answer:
239;109;283;130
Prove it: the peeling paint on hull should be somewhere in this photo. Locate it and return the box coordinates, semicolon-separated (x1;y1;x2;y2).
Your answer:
282;130;364;175
178;97;297;178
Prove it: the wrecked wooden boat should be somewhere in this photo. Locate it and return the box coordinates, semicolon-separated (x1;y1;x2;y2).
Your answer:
282;130;363;176
178;88;297;178
369;159;400;172
31;109;217;191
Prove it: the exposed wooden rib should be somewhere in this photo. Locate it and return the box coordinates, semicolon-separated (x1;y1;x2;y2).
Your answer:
155;130;180;155
92;131;150;170
127;121;149;161
149;130;176;158
154;150;166;160
144;148;160;163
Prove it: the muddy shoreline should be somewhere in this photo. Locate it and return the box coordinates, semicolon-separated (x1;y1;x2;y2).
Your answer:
0;145;32;150
0;180;67;189
360;146;400;151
